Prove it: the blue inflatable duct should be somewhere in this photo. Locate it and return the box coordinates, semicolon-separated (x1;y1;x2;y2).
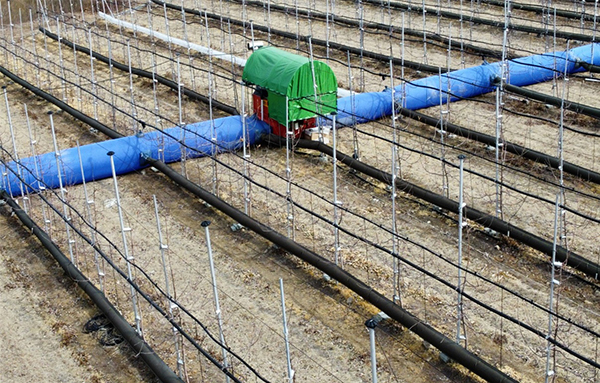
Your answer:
2;44;599;196
1;115;270;196
333;43;600;126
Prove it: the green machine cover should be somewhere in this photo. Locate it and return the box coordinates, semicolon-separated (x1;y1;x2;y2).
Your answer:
242;46;338;126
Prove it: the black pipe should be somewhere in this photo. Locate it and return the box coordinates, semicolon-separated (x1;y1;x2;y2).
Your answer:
40;28;239;116
0;190;183;383
0;64;124;139
0;32;582;381
227;0;510;60
5;34;598;276
578;61;600;74
283;137;600;279
481;0;597;22
150;0;452;74
363;0;596;42
143;156;517;383
397;107;600;184
503;82;600;120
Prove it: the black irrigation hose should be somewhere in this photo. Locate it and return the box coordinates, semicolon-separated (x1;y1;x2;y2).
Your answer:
397;106;600;184
144;156;517;383
3;29;593;379
502;82;600;120
363;0;597;42
0;190;184;383
227;0;512;60
264;135;600;369
342;112;600;223
151;0;453;74
481;0;598;22
0;153;269;383
55;17;243;95
40;27;239;116
0;64;124;139
578;61;600;73
289;138;600;279
0;60;275;383
1;40;515;379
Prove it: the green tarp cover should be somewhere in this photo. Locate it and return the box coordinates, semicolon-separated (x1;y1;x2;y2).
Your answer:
242;46;338;126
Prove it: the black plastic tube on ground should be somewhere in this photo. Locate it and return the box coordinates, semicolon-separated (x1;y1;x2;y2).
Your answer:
363;0;596;43
503;82;600;120
0;190;183;383
143;155;518;383
40;28;239;116
280;136;600;280
578;61;600;74
481;0;597;22
151;0;452;74
227;0;510;60
397;107;600;185
0;64;124;140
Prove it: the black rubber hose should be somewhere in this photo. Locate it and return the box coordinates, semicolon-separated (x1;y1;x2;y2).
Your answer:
0;64;124;139
285;137;600;279
150;0;453;74
481;0;597;22
363;0;596;42
40;28;239;116
143;155;517;383
397;107;600;184
0;30;582;380
578;61;600;74
226;0;511;60
0;65;267;383
503;82;600;120
4;44;598;277
0;190;183;383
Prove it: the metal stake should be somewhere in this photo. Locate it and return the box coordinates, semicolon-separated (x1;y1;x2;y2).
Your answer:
422;0;428;64
280;278;294;383
205;10;217;195
49;111;76;264
332;112;341;266
77;141;104;292
544;194;560;383
25;104;51;236
389;60;401;305
241;81;250;215
176;54;187;178
366;320;378;383
8;1;17;71
87;29;99;121
347;51;359;160
55;17;67;102
108;151;142;336
126;39;138;135
456;154;466;346
201;220;230;383
438;68;448;198
307;36;322;143
71;25;83;111
163;2;176;81
285;96;294;239
4;87;27;211
29;9;41;88
153;195;184;378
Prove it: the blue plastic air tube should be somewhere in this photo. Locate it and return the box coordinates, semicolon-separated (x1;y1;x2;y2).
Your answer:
2;44;600;197
1;115;270;196
333;43;600;126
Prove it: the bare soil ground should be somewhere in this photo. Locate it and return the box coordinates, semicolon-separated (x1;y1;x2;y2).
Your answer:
0;0;599;382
